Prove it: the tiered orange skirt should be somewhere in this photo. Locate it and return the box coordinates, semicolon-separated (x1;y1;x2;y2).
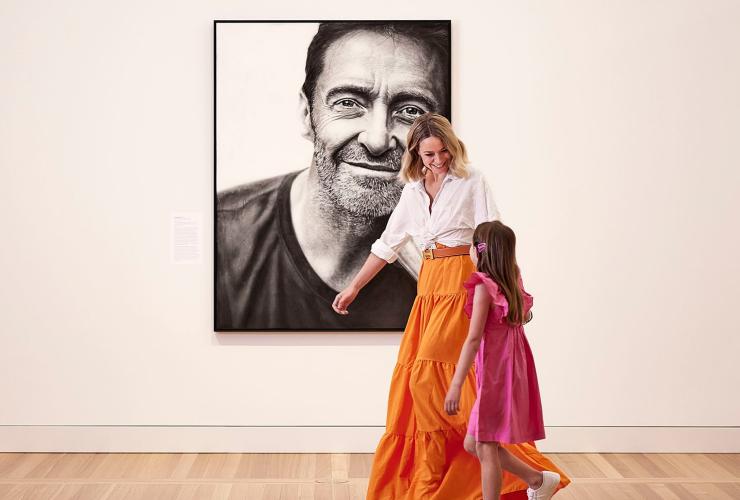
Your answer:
367;254;570;499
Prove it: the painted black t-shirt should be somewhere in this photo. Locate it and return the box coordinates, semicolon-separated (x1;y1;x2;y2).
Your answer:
216;171;417;330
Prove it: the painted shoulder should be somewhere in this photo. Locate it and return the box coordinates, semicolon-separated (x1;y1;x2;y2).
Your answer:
217;172;294;213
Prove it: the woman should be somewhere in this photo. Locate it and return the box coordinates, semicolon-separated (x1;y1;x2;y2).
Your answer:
333;113;569;499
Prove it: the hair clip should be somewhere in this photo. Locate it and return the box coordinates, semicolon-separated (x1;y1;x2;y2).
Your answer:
476;242;487;253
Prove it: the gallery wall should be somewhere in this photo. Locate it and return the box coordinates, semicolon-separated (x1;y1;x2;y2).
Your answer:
1;0;738;451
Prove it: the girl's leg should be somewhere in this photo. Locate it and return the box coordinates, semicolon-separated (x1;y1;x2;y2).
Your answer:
463;434;478;456
497;446;544;489
476;441;502;500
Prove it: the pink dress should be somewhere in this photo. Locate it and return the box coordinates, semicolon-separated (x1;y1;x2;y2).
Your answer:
463;272;546;444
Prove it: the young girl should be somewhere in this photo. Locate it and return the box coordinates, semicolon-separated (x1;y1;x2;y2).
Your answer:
444;221;563;500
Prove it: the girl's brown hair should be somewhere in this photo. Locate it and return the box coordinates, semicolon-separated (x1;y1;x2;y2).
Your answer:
473;221;525;324
399;113;470;183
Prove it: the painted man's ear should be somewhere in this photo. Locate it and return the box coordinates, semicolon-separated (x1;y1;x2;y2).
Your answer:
298;91;314;142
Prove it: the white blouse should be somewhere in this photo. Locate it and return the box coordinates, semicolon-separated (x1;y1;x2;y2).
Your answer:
371;166;500;264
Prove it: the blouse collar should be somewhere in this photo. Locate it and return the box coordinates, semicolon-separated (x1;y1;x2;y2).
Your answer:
411;170;460;191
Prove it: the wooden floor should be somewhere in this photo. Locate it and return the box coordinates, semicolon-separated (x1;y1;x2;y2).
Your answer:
0;453;738;499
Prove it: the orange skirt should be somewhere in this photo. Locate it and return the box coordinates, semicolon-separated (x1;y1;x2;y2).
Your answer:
367;254;570;499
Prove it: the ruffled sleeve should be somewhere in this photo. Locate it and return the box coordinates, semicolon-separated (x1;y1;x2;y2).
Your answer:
463;272;509;322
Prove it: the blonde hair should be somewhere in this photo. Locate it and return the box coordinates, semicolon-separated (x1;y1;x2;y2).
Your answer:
399;113;470;183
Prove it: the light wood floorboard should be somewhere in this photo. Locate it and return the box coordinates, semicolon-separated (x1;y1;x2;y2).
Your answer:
0;453;737;499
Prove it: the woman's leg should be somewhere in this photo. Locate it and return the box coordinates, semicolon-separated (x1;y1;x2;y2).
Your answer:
476;442;502;500
497;446;544;489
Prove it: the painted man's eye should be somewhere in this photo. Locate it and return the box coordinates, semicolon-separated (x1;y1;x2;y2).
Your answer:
336;99;359;109
397;105;426;120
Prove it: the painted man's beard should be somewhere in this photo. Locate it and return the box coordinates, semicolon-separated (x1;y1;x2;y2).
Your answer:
314;140;404;221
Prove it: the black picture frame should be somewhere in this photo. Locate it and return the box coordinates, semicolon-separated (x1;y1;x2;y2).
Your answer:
214;20;452;332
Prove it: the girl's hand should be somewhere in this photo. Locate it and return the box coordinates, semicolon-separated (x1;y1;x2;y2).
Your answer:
444;385;461;415
332;286;359;315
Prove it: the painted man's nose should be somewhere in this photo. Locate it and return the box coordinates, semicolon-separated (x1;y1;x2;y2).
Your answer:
358;113;397;156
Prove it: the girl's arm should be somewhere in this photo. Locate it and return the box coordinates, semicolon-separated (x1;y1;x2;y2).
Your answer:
444;283;491;415
332;254;387;315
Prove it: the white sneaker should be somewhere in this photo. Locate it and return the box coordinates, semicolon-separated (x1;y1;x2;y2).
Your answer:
526;471;560;499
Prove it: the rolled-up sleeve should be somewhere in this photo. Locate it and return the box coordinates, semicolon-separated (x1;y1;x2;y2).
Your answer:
474;174;500;227
371;185;413;263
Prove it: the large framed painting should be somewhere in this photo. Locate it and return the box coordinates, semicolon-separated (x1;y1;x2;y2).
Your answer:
215;20;451;331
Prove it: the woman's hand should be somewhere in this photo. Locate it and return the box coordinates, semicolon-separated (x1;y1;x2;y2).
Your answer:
330;254;387;315
444;384;462;416
332;286;359;315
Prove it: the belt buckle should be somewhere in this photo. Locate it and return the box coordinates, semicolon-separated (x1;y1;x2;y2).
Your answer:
423;248;435;260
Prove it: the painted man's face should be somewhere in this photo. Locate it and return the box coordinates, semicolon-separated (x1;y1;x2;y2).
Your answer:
305;31;445;219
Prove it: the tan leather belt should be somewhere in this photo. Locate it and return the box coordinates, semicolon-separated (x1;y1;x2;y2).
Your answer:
422;244;471;260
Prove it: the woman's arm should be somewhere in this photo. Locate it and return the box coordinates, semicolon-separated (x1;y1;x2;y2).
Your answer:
444;283;491;415
332;253;387;315
332;185;414;316
473;173;501;226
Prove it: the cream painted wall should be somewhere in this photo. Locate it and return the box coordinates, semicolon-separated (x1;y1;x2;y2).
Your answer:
1;0;738;448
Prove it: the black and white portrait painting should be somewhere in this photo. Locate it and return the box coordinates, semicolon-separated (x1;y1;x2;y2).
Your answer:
215;21;452;331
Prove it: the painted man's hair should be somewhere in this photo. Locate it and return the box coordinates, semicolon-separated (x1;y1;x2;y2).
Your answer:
301;22;450;117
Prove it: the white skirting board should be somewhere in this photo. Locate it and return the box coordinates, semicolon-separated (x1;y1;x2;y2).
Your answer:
0;426;738;453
